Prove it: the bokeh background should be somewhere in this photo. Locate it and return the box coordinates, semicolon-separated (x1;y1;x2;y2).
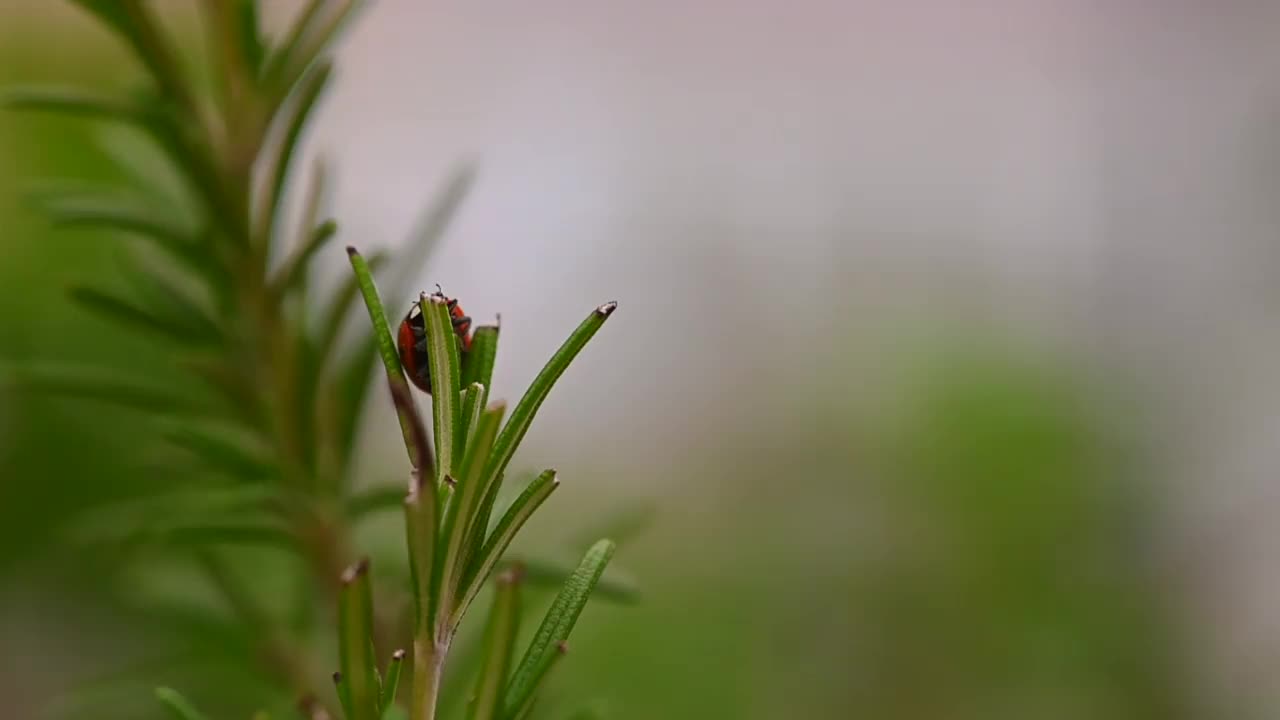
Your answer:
4;1;1280;718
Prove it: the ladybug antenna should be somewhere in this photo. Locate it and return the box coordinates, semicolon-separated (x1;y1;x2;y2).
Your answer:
435;283;443;296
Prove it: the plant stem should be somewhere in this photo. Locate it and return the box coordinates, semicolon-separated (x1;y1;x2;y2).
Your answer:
411;638;449;720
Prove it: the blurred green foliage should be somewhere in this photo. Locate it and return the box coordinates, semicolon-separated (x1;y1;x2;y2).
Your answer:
856;345;1189;719
549;338;1198;720
2;3;626;718
0;17;175;571
0;20;210;720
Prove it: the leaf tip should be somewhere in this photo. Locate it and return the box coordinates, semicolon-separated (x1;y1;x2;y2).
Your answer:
498;563;526;585
340;557;369;584
596;301;618;317
392;648;406;661
331;670;342;685
444;474;457;488
345;245;358;256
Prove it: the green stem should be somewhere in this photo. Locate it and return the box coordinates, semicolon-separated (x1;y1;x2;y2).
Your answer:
411;638;448;720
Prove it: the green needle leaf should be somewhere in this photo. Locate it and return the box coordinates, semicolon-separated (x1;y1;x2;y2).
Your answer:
317;249;388;370
123;266;225;342
379;648;406;717
460;324;499;403
261;0;324;86
458;383;483;455
467;568;523;720
235;0;265;73
160;420;277;483
330;167;472;478
507;643;567;720
271;159;331;297
391;380;438;632
273;219;336;296
460;404;510;586
345;484;411;521
297;158;330;247
68;286;218;346
265;0;360;107
67;508;295;553
334;671;354;720
68;10;240;237
453;470;560;630
67;0;136;43
256;61;333;250
70;0;198;115
155;687;208;720
509;555;640;605
66;504;293;551
93;124;194;212
67;486;282;534
347;245;417;466
438;400;504;621
4;85;144;121
9;85;234;239
406;488;439;632
157;521;296;550
481;303;616;513
286;324;322;480
324;248;394;482
8;363;204;414
339;559;380;720
568;503;656;551
503;539;617;718
421;292;463;484
36;191;208;273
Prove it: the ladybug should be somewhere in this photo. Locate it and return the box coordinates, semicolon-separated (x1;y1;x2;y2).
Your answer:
397;285;472;394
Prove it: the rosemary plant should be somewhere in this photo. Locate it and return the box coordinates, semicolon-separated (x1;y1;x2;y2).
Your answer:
7;1;630;718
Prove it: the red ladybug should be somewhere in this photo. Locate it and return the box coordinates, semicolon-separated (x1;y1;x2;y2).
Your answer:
397;285;472;394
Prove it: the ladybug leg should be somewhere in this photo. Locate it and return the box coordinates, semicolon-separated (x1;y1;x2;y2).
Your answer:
415;338;428;353
451;314;471;328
